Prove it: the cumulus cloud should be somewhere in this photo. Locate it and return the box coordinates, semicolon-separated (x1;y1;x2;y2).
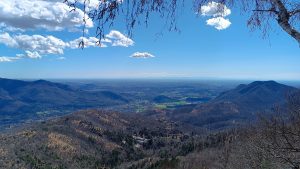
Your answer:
46;0;123;11
200;1;232;30
201;1;231;17
0;0;93;31
25;51;42;59
206;17;231;30
0;0;135;63
69;37;103;49
66;0;101;11
106;30;134;47
0;33;67;55
0;32;17;47
130;52;155;58
0;30;134;62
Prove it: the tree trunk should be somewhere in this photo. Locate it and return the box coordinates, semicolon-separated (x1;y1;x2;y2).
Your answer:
277;17;300;45
273;0;300;45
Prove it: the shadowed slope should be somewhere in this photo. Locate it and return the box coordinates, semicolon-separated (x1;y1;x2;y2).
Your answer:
0;78;128;127
170;81;298;129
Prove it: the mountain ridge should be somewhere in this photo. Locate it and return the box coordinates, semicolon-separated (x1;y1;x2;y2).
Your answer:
170;80;298;129
0;78;128;128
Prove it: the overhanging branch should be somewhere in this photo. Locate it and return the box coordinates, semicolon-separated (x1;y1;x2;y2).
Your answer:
272;0;300;45
253;9;279;14
290;9;300;16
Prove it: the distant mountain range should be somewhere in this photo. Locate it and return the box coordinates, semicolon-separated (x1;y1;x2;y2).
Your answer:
169;81;298;129
0;78;128;127
1;78;298;131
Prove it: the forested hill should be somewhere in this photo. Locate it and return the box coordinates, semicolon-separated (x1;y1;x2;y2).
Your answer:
0;109;200;169
169;81;298;129
0;78;128;127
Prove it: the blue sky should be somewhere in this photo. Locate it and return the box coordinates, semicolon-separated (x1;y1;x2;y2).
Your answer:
0;0;299;80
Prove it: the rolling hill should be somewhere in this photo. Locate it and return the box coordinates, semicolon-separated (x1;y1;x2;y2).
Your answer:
0;109;198;169
170;81;298;129
0;80;299;168
0;78;128;128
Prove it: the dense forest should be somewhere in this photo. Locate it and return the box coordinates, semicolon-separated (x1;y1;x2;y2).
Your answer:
0;91;299;169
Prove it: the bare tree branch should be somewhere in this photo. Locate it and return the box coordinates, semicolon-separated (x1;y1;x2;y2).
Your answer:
65;0;300;46
272;0;300;45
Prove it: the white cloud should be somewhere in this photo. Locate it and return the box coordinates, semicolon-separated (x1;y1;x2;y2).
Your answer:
25;51;41;59
200;1;232;30
0;52;42;62
106;30;134;47
206;17;231;30
0;0;135;63
0;55;22;62
0;57;16;62
0;30;134;62
69;37;108;48
66;0;101;11
201;1;231;17
0;32;17;47
0;33;107;57
0;0;93;32
69;30;133;48
0;33;67;55
130;52;155;58
77;0;124;11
